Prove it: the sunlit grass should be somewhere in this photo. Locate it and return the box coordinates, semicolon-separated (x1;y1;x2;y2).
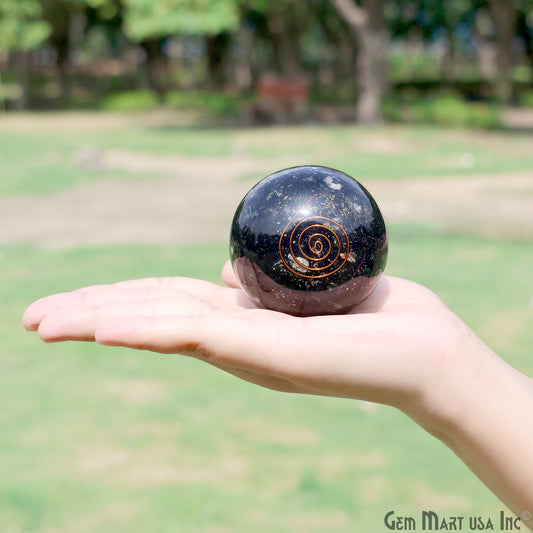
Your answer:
1;115;532;197
2;226;530;531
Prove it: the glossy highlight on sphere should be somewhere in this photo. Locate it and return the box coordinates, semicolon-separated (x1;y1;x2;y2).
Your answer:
230;166;388;316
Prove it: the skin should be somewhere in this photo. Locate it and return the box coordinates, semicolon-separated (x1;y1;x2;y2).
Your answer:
23;261;533;528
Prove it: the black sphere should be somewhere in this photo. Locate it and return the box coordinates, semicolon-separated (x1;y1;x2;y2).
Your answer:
230;166;388;316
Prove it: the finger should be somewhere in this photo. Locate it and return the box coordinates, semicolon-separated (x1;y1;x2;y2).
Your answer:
94;307;430;405
113;277;220;295
112;277;256;310
92;311;400;402
95;313;306;393
221;260;240;288
23;285;150;331
23;277;242;331
23;291;76;331
94;312;287;370
36;292;212;342
37;305;99;342
93;310;345;386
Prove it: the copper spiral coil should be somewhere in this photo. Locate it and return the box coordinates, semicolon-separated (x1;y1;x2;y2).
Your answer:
279;216;350;279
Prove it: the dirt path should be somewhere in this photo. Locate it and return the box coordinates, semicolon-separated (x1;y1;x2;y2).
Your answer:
2;149;532;249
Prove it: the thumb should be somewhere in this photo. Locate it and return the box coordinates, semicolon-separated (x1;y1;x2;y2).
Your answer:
221;260;240;289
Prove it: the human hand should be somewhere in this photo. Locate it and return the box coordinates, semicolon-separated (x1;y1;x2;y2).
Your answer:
22;261;483;425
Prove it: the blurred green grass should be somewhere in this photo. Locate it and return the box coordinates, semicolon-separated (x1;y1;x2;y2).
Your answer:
1;114;532;531
1;116;533;197
2;227;531;532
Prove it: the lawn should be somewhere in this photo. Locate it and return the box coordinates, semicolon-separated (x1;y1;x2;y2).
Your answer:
1;112;533;197
1;112;532;532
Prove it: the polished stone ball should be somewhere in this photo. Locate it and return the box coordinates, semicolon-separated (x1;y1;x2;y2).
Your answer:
229;166;388;316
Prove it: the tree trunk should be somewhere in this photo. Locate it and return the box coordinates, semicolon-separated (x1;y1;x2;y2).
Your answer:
206;33;231;89
232;24;253;91
354;21;387;123
438;26;456;84
474;9;499;81
332;0;388;124
316;6;357;98
266;4;303;77
140;38;166;103
42;0;71;102
55;39;70;102
517;10;533;71
12;51;31;110
488;0;518;103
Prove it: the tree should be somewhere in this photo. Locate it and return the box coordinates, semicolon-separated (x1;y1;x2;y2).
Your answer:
417;0;483;82
312;1;358;98
516;0;533;69
331;0;389;123
123;0;240;41
0;0;50;52
120;0;240;97
243;0;312;78
40;0;74;101
487;0;519;103
0;0;51;108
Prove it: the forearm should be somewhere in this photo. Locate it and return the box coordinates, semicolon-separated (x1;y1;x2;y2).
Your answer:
417;341;533;528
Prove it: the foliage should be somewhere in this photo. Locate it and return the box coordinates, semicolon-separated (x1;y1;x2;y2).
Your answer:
383;92;502;129
0;0;51;52
414;95;502;129
2;0;533;119
101;89;160;111
165;90;243;117
520;90;533;107
387;0;486;39
122;0;240;41
99;89;243;116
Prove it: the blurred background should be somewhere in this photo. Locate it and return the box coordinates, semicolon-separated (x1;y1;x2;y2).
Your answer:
1;0;533;123
1;1;532;532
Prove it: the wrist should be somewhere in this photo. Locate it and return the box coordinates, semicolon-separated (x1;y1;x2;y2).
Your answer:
405;327;533;521
403;323;498;440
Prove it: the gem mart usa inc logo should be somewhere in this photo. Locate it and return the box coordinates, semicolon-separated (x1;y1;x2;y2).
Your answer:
384;510;531;531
